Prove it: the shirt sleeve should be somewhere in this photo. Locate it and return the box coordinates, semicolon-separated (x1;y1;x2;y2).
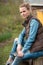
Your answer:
17;28;25;44
22;19;39;53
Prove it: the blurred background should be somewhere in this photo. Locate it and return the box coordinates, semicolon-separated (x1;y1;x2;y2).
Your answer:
0;0;23;65
0;0;43;65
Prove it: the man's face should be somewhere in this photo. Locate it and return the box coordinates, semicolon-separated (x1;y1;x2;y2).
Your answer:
19;7;30;19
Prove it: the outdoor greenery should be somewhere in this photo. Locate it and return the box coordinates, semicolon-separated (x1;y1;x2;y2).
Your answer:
0;0;23;65
0;32;12;42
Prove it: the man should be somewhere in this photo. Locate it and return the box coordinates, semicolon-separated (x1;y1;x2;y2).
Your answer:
6;3;43;65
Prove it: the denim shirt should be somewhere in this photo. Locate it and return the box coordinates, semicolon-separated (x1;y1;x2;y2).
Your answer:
18;19;39;53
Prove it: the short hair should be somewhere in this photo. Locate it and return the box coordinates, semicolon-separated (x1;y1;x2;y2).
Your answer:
19;3;32;11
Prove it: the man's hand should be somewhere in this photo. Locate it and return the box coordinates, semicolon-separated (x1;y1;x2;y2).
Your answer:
17;44;22;53
17;44;24;57
17;51;24;57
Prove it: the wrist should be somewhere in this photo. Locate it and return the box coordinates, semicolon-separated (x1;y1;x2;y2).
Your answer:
18;44;22;49
17;44;22;52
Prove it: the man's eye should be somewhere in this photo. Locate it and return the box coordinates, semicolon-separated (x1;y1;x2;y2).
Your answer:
20;11;26;13
23;11;26;12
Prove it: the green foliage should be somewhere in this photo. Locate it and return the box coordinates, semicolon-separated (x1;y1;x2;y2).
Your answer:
0;1;23;42
0;0;23;65
0;43;12;65
0;32;12;42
